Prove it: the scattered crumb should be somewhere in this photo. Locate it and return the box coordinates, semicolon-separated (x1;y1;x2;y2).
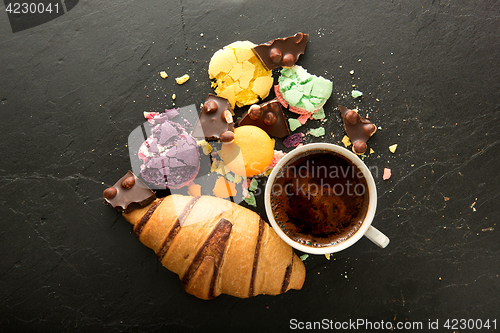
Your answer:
342;135;351;147
213;177;237;198
172;94;176;100
383;168;391;180
159;71;168;79
444;197;450;201
299;254;309;261
349;70;355;75
233;174;243;184
312;108;326;120
309;127;325;137
283;133;305;148
471;199;477;212
351;90;363;98
197;140;212;155
248;178;259;191
369;148;375;154
389;144;398;153
325;253;331;260
175;74;190;85
224;172;235;182
244;192;257;207
288;118;302;131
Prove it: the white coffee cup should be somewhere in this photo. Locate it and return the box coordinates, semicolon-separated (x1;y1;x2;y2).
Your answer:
264;143;389;255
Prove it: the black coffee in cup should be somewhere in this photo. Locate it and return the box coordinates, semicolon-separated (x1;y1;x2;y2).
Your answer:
269;150;369;247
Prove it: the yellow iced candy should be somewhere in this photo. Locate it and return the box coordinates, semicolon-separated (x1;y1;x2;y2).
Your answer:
208;41;273;108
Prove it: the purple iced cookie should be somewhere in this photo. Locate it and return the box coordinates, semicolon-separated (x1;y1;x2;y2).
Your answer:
138;111;200;189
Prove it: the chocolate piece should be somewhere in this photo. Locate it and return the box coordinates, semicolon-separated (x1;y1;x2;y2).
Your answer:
103;171;156;213
338;105;377;155
237;99;290;138
192;94;233;140
252;33;309;71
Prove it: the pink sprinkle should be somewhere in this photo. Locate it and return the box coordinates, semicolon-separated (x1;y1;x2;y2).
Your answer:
383;168;392;180
242;179;251;190
297;113;310;124
144;112;160;120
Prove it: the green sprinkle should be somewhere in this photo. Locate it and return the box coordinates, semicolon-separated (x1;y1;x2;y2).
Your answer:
309;127;325;137
351;90;364;99
288;118;302;131
224;172;235;182
248;178;259;191
244;192;256;207
299;254;309;261
312;108;325;120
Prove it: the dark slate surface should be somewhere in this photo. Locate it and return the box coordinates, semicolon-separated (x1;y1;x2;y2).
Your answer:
1;1;499;332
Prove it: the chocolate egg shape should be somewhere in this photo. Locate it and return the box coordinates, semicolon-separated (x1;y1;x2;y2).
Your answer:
269;48;283;64
204;100;218;113
264;113;277;126
122;176;136;189
345;110;359;124
282;54;296;67
103;187;117;199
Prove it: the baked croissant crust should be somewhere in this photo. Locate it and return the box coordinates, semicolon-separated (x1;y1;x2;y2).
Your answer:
123;194;306;300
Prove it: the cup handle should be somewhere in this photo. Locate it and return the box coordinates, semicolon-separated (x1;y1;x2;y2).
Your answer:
364;226;390;248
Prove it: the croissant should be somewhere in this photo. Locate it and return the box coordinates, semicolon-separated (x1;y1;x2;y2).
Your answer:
122;194;306;300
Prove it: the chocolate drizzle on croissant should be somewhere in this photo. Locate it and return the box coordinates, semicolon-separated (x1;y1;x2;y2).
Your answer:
122;194;306;300
181;218;232;299
134;197;165;236
248;218;265;297
281;260;293;294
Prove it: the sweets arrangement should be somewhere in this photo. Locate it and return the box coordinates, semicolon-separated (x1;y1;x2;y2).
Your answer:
103;32;379;300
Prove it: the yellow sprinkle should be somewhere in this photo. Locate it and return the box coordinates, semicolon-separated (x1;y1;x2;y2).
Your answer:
342;135;351;147
172;94;176;100
389;144;398;153
210;160;218;172
159;71;168;79
234;174;243;184
215;160;230;176
197;140;212;155
175;74;190;85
